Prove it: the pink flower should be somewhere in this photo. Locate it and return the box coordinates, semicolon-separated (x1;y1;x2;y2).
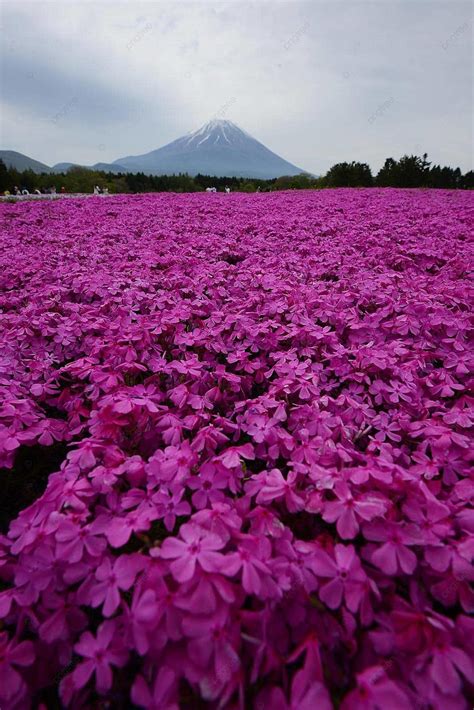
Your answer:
192;502;243;542
90;554;145;616
131;667;178;709
71;441;98;470
254;468;304;512
73;621;128;693
92;506;153;547
127;586;164;655
258;678;332;710
0;429;21;452
160;523;226;582
371;412;402;443
322;482;388;539
153;485;191;530
428;638;474;696
311;544;367;611
148;443;196;483
0;632;34;701
217;443;255;468
364;520;422;575
340;666;411;710
187;462;228;509
182;608;240;688
55;518;106;562
39;592;87;642
191;425;229;455
220;535;271;594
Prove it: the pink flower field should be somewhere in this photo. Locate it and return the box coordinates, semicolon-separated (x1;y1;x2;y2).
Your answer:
0;189;473;709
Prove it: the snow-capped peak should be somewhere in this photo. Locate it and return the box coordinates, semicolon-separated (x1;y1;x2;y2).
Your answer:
183;119;251;148
114;118;306;178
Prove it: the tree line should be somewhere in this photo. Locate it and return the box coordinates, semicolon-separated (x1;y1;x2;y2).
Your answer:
326;155;473;189
0;153;472;195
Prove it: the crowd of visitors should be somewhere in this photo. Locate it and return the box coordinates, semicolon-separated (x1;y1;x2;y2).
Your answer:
2;185;113;197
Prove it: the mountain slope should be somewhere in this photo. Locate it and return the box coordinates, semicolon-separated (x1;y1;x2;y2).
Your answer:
0;150;52;174
52;162;129;173
114;119;306;178
52;162;78;172
93;162;129;172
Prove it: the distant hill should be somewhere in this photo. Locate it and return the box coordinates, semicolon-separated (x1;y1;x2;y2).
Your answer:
52;162;77;172
114;119;306;179
0;153;129;175
0;150;52;174
52;162;129;173
92;162;129;173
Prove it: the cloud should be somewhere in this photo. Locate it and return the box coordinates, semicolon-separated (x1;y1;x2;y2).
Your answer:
0;0;472;173
1;53;138;124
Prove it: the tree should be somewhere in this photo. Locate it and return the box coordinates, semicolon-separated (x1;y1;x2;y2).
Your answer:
460;171;474;189
0;159;9;192
376;154;431;188
324;162;373;187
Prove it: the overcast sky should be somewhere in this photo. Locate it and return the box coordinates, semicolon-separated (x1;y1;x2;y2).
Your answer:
0;0;472;174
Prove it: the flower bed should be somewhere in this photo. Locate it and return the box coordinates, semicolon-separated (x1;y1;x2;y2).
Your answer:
0;189;473;708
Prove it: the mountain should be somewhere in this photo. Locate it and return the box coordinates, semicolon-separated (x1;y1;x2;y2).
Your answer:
92;162;129;173
52;162;77;172
52;162;129;173
2;121;308;179
0;150;52;174
114;119;306;178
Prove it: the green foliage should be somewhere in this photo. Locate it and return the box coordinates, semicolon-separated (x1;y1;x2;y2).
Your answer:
460;170;474;189
324;161;373;187
376;154;430;187
274;173;323;190
374;153;468;188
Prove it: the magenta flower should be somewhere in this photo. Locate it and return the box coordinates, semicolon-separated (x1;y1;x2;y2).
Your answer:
187;462;228;509
191;424;229;455
0;428;21;452
322;482;388;539
428;638;474;696
0;633;34;701
90;554;145;616
254;468;305;512
148;443;196;483
92;506;153;547
221;535;271;594
311;544;367;611
340;666;411;710
258;679;332;710
38;592;87;642
131;667;178;709
247;505;285;538
182;608;240;688
371;412;402;443
55;518;106;562
153;485;191;530
73;621;128;693
364;520;422;575
159;523;226;581
192;502;243;542
127;586;164;655
217;443;255;468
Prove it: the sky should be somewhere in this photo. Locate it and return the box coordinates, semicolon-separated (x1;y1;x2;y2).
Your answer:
0;0;472;175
